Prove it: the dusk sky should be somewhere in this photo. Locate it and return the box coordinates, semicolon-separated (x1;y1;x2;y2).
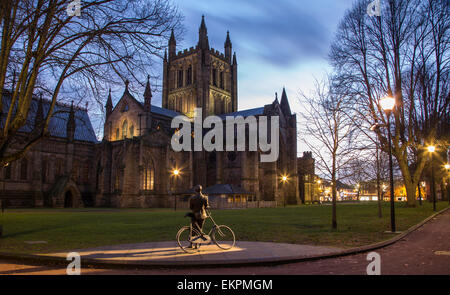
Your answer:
170;0;355;155
102;0;356;155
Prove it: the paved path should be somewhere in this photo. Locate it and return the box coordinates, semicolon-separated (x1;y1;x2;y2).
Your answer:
39;241;342;266
0;209;448;274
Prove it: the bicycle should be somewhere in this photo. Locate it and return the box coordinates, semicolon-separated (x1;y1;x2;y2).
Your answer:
176;210;235;253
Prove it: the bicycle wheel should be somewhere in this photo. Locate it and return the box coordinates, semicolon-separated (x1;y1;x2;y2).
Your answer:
177;226;201;253
212;225;235;250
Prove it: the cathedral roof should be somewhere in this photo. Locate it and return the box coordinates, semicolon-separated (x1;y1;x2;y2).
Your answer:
219;107;265;119
142;103;181;118
1;92;98;143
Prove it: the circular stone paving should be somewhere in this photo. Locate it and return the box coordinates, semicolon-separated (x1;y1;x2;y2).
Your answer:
40;241;343;267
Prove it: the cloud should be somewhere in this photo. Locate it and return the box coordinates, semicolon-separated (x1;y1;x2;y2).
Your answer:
174;0;350;67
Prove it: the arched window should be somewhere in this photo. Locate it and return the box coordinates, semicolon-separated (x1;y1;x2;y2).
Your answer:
178;69;184;88
130;125;134;138
122;120;128;139
220;71;224;89
212;69;217;86
20;158;28;180
82;161;89;184
141;159;155;190
55;158;64;178
187;65;192;85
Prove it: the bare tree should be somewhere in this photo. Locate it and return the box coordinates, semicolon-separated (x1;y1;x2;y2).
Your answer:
330;0;449;207
0;0;183;166
299;77;360;229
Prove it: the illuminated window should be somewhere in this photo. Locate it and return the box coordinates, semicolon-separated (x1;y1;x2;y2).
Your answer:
141;160;155;190
116;128;119;140
122;120;128;139
130;125;134;137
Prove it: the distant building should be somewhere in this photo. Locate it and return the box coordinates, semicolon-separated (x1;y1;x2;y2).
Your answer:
0;94;98;207
297;152;319;203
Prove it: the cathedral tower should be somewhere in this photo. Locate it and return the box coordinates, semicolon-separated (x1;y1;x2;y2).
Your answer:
162;16;238;117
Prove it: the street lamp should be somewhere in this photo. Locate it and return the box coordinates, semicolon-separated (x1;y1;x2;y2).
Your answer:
379;96;397;233
445;164;450;205
281;174;289;207
427;146;436;211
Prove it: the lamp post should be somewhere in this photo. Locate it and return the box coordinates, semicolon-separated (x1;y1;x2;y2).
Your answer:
170;169;180;211
427;146;436;211
379;96;396;233
445;164;450;205
417;181;423;206
281;175;288;207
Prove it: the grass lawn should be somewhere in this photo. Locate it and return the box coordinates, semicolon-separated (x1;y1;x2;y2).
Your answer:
0;202;447;254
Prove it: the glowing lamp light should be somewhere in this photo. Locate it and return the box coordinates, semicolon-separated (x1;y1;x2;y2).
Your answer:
281;175;288;182
427;146;436;153
445;164;450;170
379;96;395;111
173;169;180;176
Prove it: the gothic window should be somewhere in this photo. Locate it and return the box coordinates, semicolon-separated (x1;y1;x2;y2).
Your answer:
220;71;224;89
95;161;101;191
187;65;192;85
42;158;48;182
20;158;28;180
122;103;129;112
116;128;119;140
4;163;11;180
141;160;155;191
82;161;89;184
130;125;134;138
178;69;184;88
172;71;176;89
212;69;217;87
55;158;64;178
214;97;220;114
122;120;128;139
72;160;79;183
177;97;182;112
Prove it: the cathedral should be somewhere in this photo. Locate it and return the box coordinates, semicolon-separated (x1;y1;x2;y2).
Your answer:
0;17;300;208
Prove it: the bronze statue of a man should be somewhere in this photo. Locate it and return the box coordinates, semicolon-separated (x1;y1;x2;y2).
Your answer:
189;185;210;239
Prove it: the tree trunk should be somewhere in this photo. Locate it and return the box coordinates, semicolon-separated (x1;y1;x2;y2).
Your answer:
405;181;417;207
